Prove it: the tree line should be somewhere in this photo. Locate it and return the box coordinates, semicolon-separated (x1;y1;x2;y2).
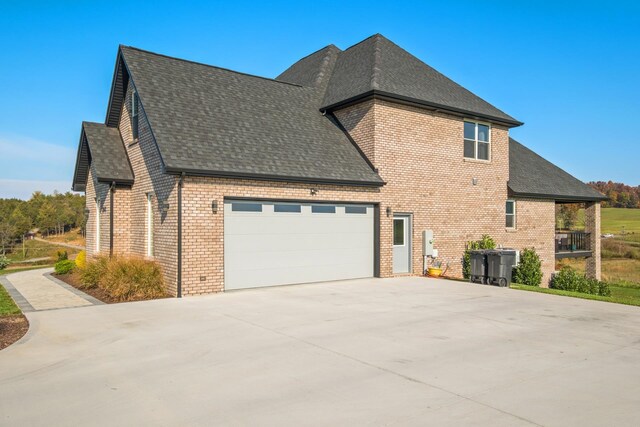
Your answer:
0;191;86;253
588;181;640;209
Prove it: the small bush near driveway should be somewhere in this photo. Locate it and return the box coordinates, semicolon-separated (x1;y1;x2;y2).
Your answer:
80;255;167;302
75;250;87;270
512;248;543;286
551;266;611;296
54;259;75;275
80;255;109;289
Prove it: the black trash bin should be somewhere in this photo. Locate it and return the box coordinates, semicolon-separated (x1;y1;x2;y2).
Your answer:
469;250;489;284
486;249;518;287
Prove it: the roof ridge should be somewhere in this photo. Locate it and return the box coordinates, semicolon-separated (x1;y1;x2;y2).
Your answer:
340;33;385;53
287;44;341;66
119;45;305;88
371;34;383;90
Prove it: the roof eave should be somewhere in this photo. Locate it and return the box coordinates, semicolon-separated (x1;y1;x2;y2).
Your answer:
71;125;89;193
164;166;386;188
508;188;609;202
322;90;523;128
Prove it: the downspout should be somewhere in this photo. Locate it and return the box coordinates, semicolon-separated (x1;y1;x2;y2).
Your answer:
177;173;185;298
109;181;115;257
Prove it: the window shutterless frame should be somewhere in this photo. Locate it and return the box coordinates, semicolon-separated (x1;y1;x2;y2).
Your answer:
506;199;516;229
463;120;491;161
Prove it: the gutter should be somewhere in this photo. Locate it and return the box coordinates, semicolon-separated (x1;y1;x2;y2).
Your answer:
508;190;609;202
163;167;385;188
177;173;185;298
321;90;524;128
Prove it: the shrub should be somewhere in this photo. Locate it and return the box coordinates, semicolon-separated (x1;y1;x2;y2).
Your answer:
512;248;543;286
75;250;87;270
80;255;109;289
54;259;75;275
57;250;68;262
101;256;166;301
462;234;496;279
0;255;9;271
551;266;610;296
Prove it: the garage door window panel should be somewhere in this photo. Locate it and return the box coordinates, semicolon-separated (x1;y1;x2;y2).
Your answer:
312;205;336;214
232;202;262;212
274;204;301;213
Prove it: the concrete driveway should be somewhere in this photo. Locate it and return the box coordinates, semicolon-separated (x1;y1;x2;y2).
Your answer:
1;276;639;426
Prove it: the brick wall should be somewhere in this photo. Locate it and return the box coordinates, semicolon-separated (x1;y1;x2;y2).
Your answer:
85;167;110;256
181;177;380;295
87;92;559;294
336;99;557;285
119;82;179;295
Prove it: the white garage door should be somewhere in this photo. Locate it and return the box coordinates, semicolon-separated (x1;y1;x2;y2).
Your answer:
224;200;374;290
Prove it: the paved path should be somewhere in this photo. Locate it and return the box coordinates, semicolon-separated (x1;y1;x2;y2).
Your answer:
0;268;102;312
34;237;85;250
1;276;639;426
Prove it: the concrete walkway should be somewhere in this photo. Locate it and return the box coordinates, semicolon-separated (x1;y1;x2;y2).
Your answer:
0;268;102;312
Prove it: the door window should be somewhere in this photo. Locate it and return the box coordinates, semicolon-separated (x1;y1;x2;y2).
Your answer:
393;218;405;246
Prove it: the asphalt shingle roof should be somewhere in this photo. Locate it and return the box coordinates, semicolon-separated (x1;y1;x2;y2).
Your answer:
509;138;607;201
321;34;521;126
72;122;133;191
119;46;383;186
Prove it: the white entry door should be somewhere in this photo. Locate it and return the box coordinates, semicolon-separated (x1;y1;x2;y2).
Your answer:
224;200;374;290
393;214;411;273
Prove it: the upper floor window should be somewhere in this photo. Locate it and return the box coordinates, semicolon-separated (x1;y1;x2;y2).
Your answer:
131;90;139;141
464;121;490;161
506;200;516;228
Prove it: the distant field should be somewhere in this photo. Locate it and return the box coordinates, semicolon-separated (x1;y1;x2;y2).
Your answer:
561;207;640;286
558;258;640;285
601;208;640;235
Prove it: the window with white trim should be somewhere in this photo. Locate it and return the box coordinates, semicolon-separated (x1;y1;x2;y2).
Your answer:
464;121;490;160
95;199;100;252
146;194;154;257
506;200;516;228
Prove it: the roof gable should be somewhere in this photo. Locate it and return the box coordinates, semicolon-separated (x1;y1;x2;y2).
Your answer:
72;122;134;191
509;138;607;201
118;46;383;186
321;34;521;126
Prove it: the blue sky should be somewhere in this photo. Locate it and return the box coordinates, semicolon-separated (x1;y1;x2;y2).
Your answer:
1;0;638;199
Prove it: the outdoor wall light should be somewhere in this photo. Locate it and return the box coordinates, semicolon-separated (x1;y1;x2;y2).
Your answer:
83;208;90;215
159;201;170;214
310;188;318;196
386;206;392;217
211;200;218;214
472;177;478;186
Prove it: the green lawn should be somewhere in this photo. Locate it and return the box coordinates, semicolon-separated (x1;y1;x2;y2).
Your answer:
0;284;22;316
5;239;80;263
601;207;640;235
511;283;640;307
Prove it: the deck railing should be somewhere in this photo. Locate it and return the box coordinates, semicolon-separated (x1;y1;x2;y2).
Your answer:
555;231;591;253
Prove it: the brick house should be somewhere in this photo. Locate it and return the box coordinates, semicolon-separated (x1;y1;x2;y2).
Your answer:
72;34;606;296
